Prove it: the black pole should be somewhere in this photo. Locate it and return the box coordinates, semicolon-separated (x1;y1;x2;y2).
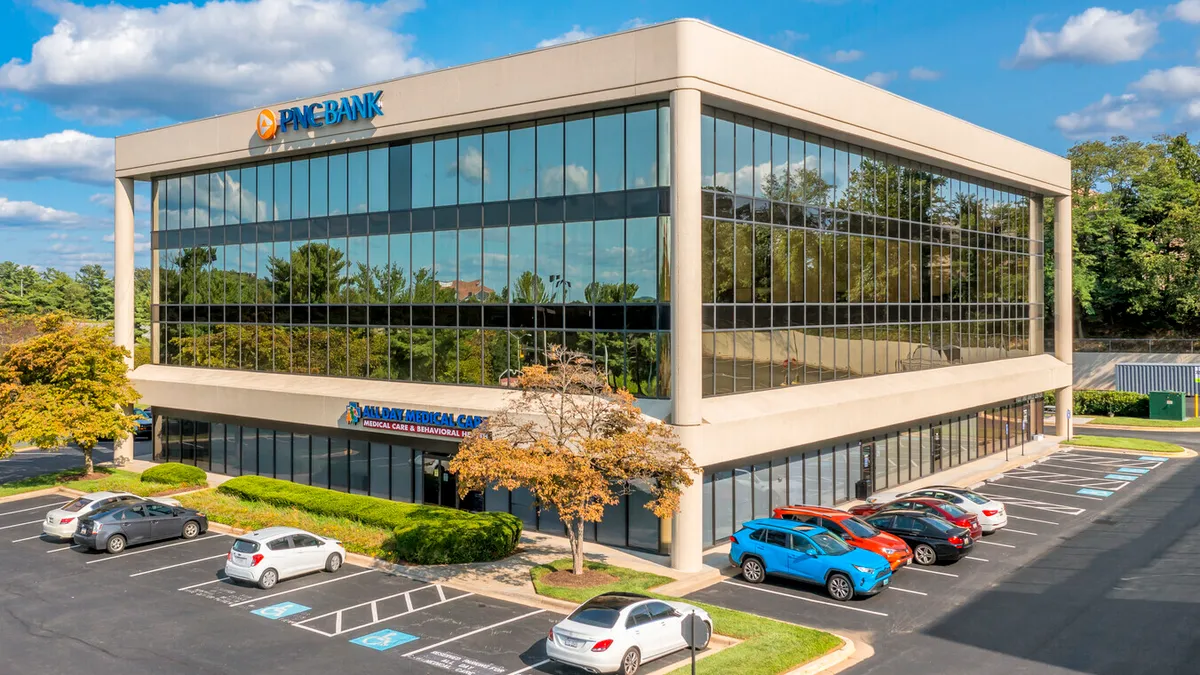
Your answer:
690;609;697;675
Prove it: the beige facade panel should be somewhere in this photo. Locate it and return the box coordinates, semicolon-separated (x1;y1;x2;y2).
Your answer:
115;20;1069;195
692;354;1070;467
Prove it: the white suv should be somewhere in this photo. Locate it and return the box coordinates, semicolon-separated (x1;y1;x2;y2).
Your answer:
224;527;346;589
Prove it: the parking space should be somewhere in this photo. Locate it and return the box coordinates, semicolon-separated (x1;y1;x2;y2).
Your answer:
1;492;676;675
686;448;1179;637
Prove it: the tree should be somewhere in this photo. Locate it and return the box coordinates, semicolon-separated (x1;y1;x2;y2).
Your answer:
0;313;139;473
451;347;698;575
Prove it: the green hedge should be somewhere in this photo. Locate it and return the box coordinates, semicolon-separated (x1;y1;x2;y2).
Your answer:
1046;390;1150;417
217;476;522;565
141;462;208;487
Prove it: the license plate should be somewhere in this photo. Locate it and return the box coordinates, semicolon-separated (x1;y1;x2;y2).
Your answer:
883;578;889;586
964;537;971;545
564;638;583;649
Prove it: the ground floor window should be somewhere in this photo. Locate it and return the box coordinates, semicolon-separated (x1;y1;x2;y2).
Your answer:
153;411;665;554
700;394;1044;548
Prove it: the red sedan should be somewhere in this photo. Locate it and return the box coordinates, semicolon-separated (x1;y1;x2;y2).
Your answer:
850;497;983;539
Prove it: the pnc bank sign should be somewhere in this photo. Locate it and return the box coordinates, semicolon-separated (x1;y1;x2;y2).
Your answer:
256;90;384;141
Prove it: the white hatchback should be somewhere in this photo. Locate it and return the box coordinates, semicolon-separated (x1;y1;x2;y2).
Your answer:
42;492;181;540
547;592;712;675
224;527;346;589
904;486;1008;532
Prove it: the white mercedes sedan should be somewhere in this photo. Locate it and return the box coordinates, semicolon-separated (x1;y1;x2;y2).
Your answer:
546;592;712;675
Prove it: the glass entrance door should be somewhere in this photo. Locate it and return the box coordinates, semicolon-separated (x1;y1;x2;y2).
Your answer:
423;455;457;508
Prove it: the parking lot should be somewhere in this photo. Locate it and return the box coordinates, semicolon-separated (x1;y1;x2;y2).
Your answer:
687;448;1181;637
0;492;693;675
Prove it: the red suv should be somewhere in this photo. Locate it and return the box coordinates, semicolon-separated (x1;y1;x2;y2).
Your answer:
773;505;913;571
849;498;983;539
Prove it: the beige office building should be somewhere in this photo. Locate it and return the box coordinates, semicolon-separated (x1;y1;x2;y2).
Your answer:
113;20;1073;571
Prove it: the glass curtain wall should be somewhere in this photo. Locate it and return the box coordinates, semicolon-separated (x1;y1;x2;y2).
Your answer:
702;395;1044;547
698;106;1042;396
153;104;672;398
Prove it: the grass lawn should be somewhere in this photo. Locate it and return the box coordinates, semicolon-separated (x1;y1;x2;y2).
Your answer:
532;558;842;675
0;467;181;499
1064;435;1187;454
1085;416;1200;428
176;489;392;560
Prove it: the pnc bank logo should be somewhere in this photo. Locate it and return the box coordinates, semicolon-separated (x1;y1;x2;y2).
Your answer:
255;91;384;141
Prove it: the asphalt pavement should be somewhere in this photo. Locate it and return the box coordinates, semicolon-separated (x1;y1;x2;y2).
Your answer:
0;439;152;484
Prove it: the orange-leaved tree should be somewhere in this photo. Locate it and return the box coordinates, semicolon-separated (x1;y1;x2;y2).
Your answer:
451;346;698;575
0;312;140;474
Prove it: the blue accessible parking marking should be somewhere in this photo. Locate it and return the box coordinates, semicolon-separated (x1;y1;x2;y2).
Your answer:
1139;456;1167;461
1118;467;1150;474
1105;474;1138;481
251;602;311;620
349;629;419;651
1077;488;1114;497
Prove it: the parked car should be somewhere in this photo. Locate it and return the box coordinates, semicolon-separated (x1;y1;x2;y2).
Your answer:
74;500;207;554
729;518;892;601
546;592;712;675
224;527;346;590
43;491;181;540
134;408;152;439
903;486;1008;532
849;497;983;539
863;510;974;565
773;505;912;571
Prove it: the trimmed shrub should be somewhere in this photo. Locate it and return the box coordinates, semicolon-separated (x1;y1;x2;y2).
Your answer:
141;462;208;487
1045;390;1150;417
218;475;522;565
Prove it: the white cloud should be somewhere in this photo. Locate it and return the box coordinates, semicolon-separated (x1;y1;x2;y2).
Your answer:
620;18;648;30
864;71;896;87
0;130;113;185
0;197;83;226
1013;8;1157;67
1134;66;1200;100
1054;93;1161;138
537;25;594;48
102;230;150;253
0;0;431;123
773;30;809;51
909;66;942;81
1170;0;1200;23
829;49;864;63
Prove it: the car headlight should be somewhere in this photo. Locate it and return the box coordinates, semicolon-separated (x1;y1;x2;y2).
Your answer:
881;548;897;555
853;564;874;574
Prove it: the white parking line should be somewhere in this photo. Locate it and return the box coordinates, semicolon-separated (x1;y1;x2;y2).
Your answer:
178;577;227;591
1040;462;1126;476
0;520;42;530
47;544;83;553
507;660;551;675
295;586;476;637
1001;470;1130;492
965;556;989;562
889;586;927;596
0;501;66;517
719;580;890;616
1007;514;1059;525
980;492;1086;516
85;535;227;564
1004;528;1038;536
403;609;547;657
130;554;228;577
978;540;1016;548
902;566;958;578
985;483;1104;501
227;569;374;607
11;534;45;543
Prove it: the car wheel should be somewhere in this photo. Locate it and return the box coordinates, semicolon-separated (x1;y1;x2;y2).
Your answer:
181;520;201;539
324;553;342;573
740;557;766;584
698;621;712;650
619;647;641;675
258;568;279;590
913;544;937;566
105;535;126;554
826;572;854;602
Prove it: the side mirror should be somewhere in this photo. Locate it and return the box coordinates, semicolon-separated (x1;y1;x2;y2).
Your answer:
805;548;819;557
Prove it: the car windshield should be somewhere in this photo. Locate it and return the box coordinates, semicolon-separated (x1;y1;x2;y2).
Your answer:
567;606;620;628
810;532;853;555
939;503;969;518
958;491;989;505
842;517;879;538
61;498;92;513
925;517;959;533
232;539;260;553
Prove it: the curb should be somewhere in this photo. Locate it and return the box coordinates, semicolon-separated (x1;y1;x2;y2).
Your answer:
1060;443;1197;458
785;632;857;675
1077;423;1200;433
653;567;725;597
0;487;65;505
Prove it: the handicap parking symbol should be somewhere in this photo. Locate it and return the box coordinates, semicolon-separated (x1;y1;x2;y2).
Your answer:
349;629;419;652
251;602;311;620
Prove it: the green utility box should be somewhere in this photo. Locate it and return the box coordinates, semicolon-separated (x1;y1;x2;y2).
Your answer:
1150;391;1186;421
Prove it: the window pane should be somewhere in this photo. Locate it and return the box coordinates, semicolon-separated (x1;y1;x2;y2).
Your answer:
412;140;433;208
594;219;623;300
457;133;483;204
368;146;389;212
310;436;329;488
735;120;753;196
564;221;592;303
701;113;715;189
390;446;413;502
327;151;346;215
330;439;349;492
626;218;656;302
434;229;457;299
509;225;537;302
483;130;508;202
510;125;535;200
594;111;624;192
390;144;411;210
257;164;273;222
435;136;457;206
166;177;179;230
291;159;309;219
310;155;329;217
537;222;563;302
412;231;433;302
208;172;224;226
628;479;660;551
257;429;274;477
564;116;593;195
274;431;291;482
224;170;239;225
276;162;292;221
483;228;507;303
210;422;225;474
292;433;310;485
537;120;564;197
713;470;733;540
179;175;194;229
370;442;389;497
626;107;656;189
458;228;482;301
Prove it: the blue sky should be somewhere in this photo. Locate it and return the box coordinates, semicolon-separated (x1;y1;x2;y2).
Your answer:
1;0;1198;272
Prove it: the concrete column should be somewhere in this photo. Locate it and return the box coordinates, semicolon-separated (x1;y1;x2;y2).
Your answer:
150;181;160;365
114;177;136;466
1029;197;1044;354
668;88;705;573
1053;194;1073;439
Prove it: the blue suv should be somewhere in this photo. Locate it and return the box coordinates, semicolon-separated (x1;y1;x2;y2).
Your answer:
730;518;892;601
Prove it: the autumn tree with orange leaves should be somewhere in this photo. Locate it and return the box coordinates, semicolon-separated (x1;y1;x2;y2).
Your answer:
0;313;139;474
451;347;698;576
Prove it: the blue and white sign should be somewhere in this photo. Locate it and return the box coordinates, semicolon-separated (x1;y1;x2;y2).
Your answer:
1077;488;1114;497
1118;467;1150;474
349;629;419;651
251;602;311;620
